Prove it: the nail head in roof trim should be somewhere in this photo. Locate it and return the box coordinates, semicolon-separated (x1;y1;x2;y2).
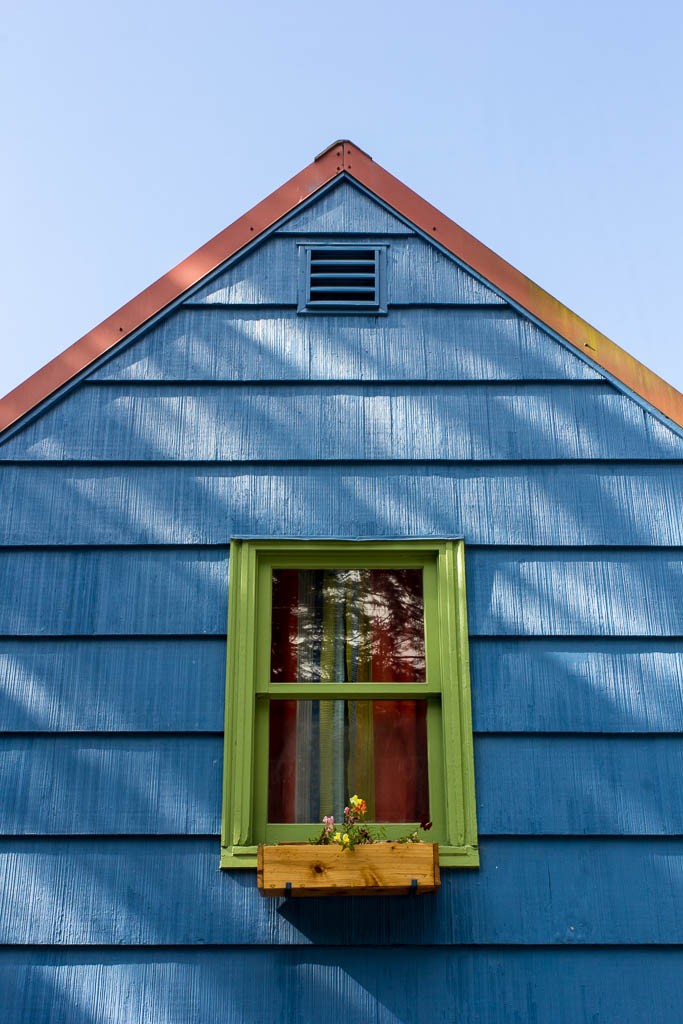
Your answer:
1;139;682;432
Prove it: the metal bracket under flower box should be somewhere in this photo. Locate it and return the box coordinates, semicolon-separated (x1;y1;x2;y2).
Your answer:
257;842;440;897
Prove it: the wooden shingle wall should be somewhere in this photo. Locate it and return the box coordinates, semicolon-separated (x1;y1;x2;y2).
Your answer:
2;179;683;1022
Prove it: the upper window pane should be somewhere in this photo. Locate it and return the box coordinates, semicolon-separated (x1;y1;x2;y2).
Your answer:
270;568;426;682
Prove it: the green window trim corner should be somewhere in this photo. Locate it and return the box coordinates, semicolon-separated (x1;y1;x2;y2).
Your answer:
220;539;479;870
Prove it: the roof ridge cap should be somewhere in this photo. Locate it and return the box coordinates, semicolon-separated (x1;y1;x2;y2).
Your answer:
315;140;373;163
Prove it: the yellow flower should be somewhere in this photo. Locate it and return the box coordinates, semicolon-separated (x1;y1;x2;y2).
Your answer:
333;832;342;844
342;834;350;844
349;794;367;816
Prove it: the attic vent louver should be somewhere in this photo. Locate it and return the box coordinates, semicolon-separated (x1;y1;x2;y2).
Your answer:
298;244;387;314
310;248;377;303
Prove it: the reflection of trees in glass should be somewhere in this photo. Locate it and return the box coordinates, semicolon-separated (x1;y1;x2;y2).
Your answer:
271;569;426;682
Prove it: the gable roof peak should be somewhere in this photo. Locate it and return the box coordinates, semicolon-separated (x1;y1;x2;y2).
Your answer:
2;141;682;434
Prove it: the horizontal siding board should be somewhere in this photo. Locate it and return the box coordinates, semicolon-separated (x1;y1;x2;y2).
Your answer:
4;548;682;639
2;637;682;735
476;735;683;834
273;180;415;234
3;384;682;462
88;306;588;382
0;736;221;834
4;734;683;835
471;638;683;732
0;548;228;636
186;234;505;305
2;463;683;547
0;639;225;732
3;948;683;1024
467;548;683;636
1;835;682;945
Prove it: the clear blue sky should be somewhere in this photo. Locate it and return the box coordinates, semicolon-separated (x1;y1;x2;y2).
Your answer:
2;0;682;398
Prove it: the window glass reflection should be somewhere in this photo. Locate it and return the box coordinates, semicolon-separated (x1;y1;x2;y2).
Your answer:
268;699;429;823
271;569;425;682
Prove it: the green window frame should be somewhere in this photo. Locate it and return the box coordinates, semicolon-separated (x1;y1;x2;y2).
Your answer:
220;539;479;869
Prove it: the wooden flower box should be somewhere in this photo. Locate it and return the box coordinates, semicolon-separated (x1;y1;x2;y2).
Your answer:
257;842;440;897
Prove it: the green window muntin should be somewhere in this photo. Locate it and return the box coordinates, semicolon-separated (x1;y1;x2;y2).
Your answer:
221;539;479;869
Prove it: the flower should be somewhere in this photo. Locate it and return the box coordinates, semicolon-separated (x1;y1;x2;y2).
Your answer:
349;794;367;815
311;794;430;849
322;815;335;836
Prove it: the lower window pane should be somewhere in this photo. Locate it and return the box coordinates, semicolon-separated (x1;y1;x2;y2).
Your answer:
268;699;429;824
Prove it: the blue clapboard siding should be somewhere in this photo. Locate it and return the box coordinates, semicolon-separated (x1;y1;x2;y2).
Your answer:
3;947;683;1024
467;548;683;636
2;836;682;945
3;383;683;461
4;164;683;1023
2;463;683;547
2;637;682;735
0;548;228;636
475;735;683;834
186;234;506;306
0;639;225;732
470;638;683;732
0;736;221;834
384;236;506;304
4;734;683;836
88;307;591;382
273;180;415;234
3;547;683;638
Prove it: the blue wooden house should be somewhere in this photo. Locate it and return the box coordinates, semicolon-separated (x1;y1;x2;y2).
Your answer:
2;139;683;1021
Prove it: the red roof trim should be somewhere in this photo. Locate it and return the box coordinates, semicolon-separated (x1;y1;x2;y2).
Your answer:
2;139;682;433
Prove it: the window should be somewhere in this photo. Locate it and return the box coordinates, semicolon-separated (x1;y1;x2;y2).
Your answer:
297;245;388;313
221;540;478;868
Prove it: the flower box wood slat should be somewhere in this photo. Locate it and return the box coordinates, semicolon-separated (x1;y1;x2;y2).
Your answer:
257;842;440;896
